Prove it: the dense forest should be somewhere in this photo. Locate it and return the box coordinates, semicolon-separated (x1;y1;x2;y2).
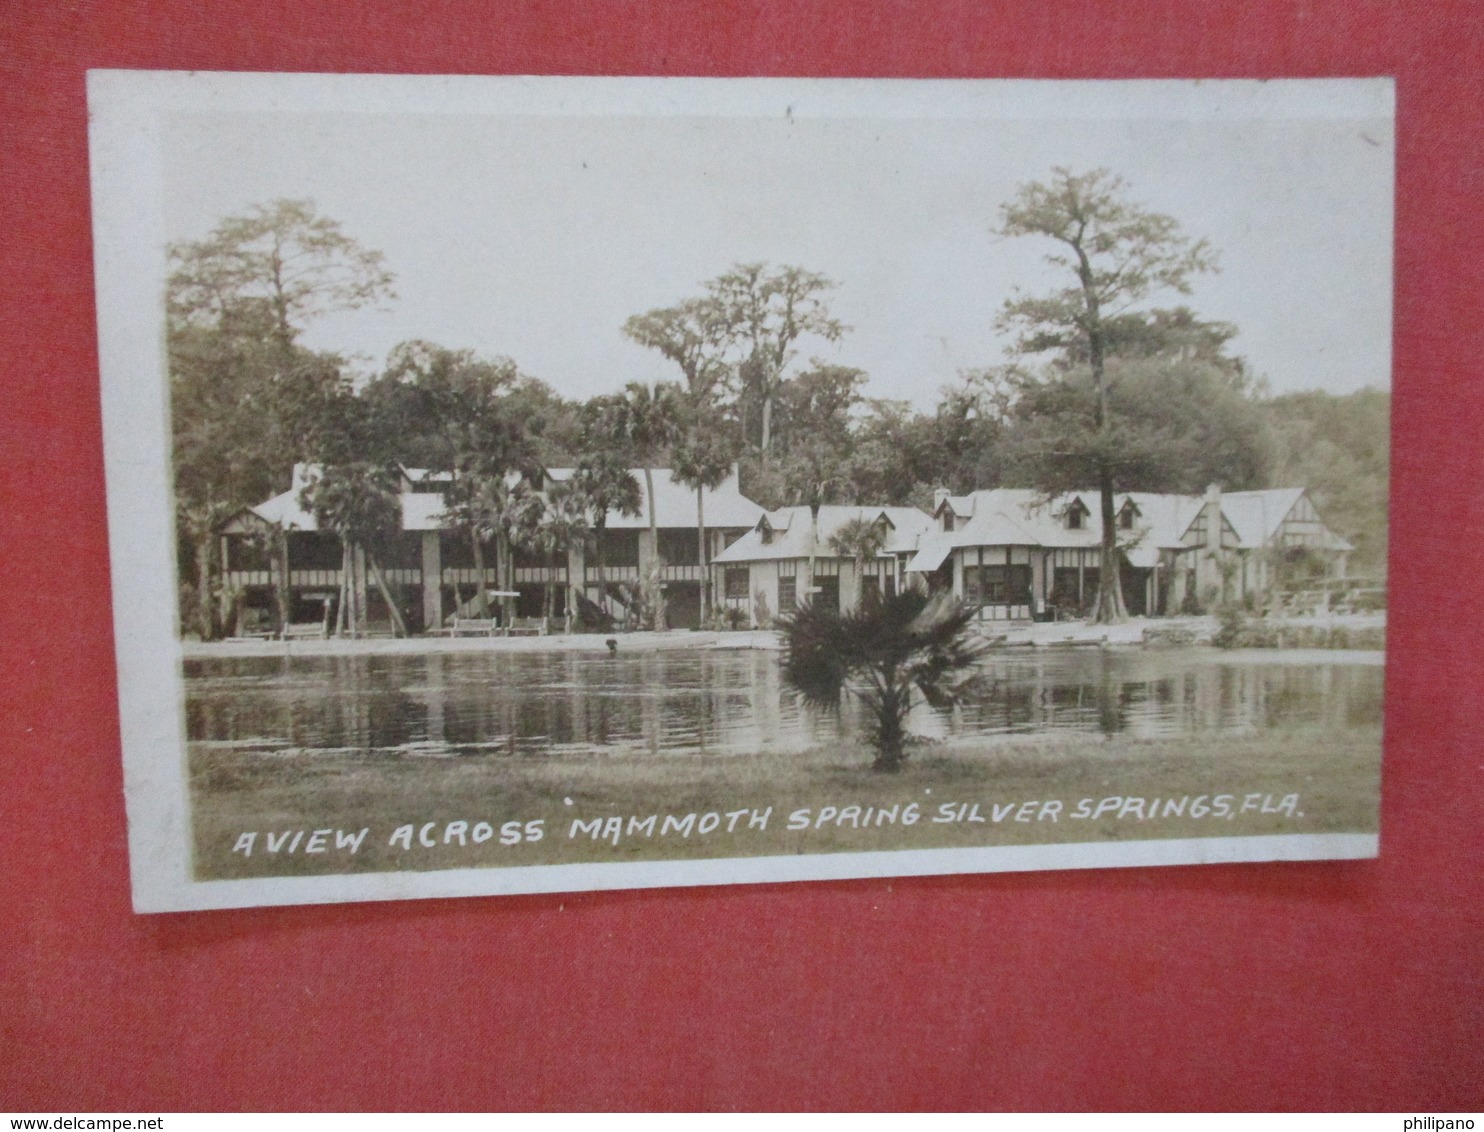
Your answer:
168;181;1389;637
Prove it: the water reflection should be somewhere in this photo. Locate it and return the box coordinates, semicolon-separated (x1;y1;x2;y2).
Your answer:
184;648;1383;760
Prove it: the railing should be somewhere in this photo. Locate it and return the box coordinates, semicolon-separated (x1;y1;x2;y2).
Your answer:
441;568;500;585
975;603;1034;621
514;567;569;584
233;562;716;591
225;570;272;587
289;570;342;587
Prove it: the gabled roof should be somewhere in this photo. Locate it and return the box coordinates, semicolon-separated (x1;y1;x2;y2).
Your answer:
1220;488;1354;552
1218;488;1304;547
546;466;764;530
713;505;934;564
933;494;976;521
905;488;1205;571
903;485;1354;569
240;463;764;535
247;464;322;530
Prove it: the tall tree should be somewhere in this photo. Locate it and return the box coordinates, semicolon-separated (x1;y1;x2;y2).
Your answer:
569;451;643;619
539;479;593;633
168;198;394;358
828;516;890;608
998;168;1218;623
622;298;733;402
365;340;523;469
669;406;740;627
601;383;684;628
167;199;393;634
707;263;846;457
299;462;408;638
370;339;541;625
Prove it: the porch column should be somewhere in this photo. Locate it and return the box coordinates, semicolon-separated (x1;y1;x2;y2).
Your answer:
1005;545;1012;620
568;540;586;619
421;532;441;633
352;544;369;635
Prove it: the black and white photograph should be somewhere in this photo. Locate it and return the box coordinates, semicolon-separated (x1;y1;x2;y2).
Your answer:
89;73;1393;911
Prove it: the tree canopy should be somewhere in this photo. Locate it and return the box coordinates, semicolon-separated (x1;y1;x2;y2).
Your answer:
168;198;394;353
168;196;1387;637
996;168;1221;622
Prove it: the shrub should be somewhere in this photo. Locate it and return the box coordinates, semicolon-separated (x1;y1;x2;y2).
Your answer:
781;588;988;772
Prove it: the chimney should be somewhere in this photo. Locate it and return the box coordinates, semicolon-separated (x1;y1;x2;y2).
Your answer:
933;487;951;512
1205;483;1222;552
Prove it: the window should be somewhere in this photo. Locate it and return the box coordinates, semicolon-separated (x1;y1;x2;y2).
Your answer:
598;528;640;567
970;564;1034;605
777;576;797;611
813;575;840;612
658;528;699;565
1066;504;1085;531
724;566;750;601
1118;502;1139;530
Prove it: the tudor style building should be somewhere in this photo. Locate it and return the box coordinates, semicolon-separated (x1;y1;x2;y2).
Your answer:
220;464;764;633
710;505;936;626
220;465;1353;634
904;485;1353;620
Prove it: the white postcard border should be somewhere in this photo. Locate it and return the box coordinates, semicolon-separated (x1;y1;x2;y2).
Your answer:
89;71;1391;914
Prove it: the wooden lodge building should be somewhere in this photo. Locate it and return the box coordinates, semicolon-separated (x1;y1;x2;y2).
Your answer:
220;464;765;633
221;465;1352;634
710;505;937;626
903;485;1353;621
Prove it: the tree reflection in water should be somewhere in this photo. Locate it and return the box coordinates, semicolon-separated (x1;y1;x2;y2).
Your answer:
184;648;1383;759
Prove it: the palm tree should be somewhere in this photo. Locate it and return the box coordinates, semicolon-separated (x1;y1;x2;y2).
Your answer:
609;382;684;628
781;588;986;773
178;497;236;640
569;452;642;620
444;472;537;629
669;408;739;627
300;462;409;637
543;479;591;633
511;483;582;631
828;515;890;608
784;437;851;609
245;517;292;634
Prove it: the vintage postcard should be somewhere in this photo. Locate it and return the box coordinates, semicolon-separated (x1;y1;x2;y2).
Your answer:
89;72;1392;912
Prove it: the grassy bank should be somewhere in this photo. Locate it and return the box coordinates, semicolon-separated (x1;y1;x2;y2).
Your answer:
191;724;1381;880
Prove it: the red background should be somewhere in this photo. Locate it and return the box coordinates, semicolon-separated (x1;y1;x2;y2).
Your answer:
2;1;1481;1112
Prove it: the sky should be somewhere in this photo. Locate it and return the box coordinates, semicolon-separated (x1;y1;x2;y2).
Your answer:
159;79;1394;411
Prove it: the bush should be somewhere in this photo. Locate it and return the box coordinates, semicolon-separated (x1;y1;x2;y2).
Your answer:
781;589;987;772
1212;605;1246;649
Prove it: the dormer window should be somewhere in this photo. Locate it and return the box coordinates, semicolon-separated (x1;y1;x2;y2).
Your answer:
1064;499;1089;531
942;511;954;532
1118;501;1140;530
760;526;773;546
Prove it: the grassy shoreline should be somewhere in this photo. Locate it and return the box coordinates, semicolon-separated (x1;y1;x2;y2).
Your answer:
191;724;1382;880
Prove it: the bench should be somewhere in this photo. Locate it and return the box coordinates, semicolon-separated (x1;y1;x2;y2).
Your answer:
507;618;547;637
281;622;327;641
448;618;499;637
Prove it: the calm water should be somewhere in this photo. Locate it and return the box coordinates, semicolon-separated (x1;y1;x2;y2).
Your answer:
184;647;1384;760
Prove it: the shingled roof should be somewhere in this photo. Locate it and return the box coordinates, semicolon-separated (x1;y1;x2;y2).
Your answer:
240;464;764;534
713;505;935;564
904;486;1349;570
